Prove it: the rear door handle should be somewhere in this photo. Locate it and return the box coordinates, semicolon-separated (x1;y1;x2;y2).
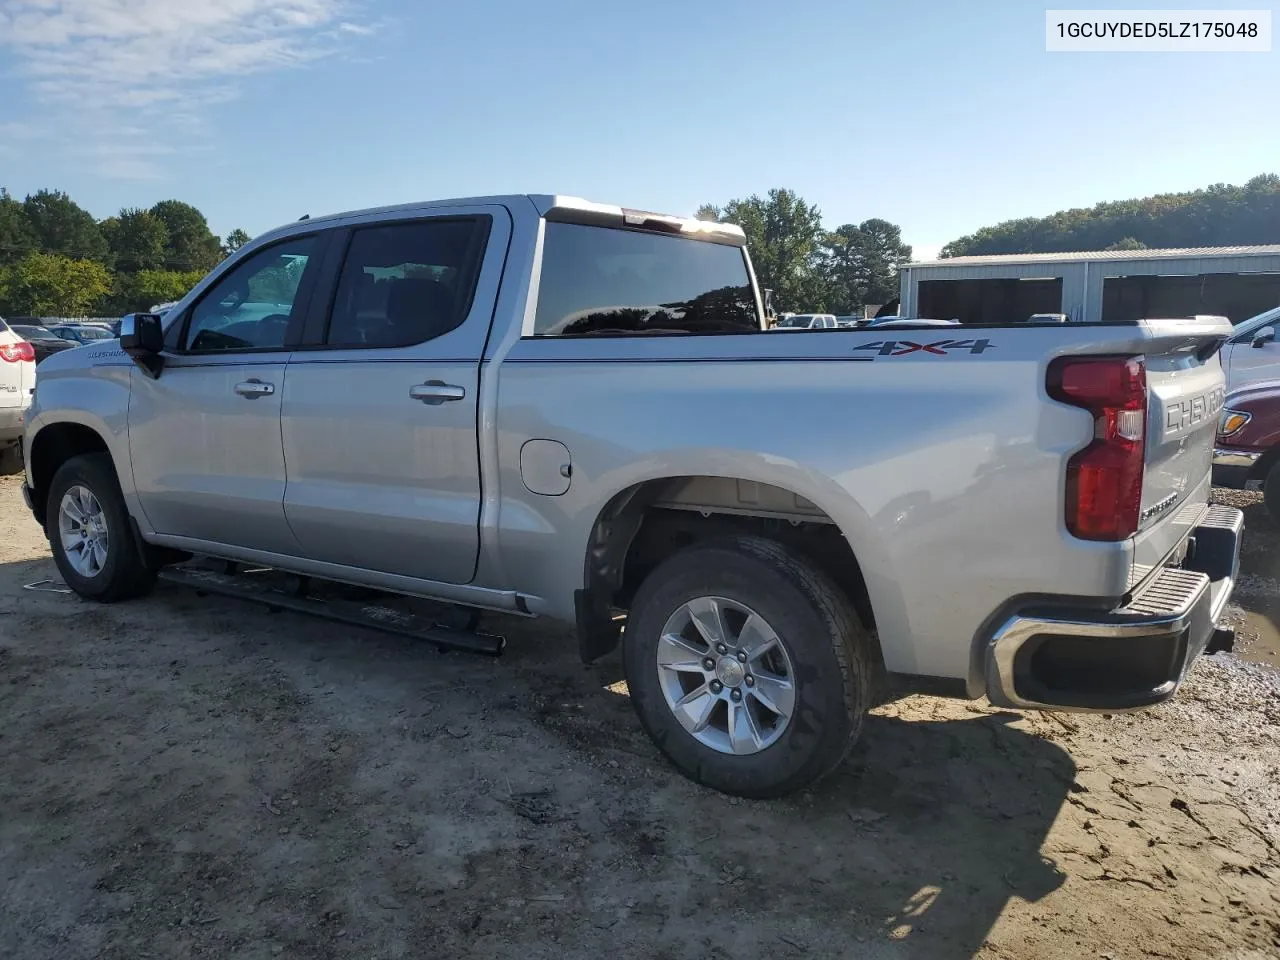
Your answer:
234;379;275;398
409;381;466;405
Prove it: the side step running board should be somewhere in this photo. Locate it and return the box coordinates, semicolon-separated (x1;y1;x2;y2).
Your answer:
157;564;506;657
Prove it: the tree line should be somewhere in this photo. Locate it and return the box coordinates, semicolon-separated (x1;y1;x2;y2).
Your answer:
11;172;1269;320
942;173;1280;257
0;188;250;317
697;189;911;315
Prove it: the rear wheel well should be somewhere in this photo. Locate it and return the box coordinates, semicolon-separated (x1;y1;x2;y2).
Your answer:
577;478;879;668
28;423;112;525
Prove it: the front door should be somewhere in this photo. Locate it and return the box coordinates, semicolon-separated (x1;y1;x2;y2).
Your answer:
129;232;325;554
280;207;509;584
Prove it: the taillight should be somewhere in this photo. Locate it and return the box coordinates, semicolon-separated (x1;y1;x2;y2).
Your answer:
0;341;35;363
1047;355;1147;541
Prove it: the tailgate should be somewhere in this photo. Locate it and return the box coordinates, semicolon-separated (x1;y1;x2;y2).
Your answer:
1133;316;1232;582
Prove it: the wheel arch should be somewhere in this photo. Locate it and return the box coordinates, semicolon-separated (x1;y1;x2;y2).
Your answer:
576;472;895;669
26;419;116;527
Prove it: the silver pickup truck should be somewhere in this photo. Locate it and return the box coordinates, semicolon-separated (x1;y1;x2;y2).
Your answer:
20;194;1243;797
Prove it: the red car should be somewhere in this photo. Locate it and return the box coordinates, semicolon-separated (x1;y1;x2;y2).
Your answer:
1213;379;1280;517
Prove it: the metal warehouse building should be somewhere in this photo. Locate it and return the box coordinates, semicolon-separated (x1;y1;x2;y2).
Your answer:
898;245;1280;326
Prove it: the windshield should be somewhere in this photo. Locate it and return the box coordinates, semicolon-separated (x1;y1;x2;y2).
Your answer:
776;317;810;328
76;327;112;340
14;325;53;338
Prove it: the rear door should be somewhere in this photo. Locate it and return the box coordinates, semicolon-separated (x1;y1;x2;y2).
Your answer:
129;232;327;553
279;205;509;584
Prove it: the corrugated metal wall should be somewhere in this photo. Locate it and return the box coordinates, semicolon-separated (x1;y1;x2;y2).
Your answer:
900;253;1280;323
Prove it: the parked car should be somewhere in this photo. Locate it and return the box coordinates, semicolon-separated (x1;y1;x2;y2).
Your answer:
21;193;1241;798
770;313;838;330
9;324;77;363
1212;378;1280;516
1027;313;1069;323
835;316;864;328
0;316;36;475
48;324;117;345
1219;305;1280;391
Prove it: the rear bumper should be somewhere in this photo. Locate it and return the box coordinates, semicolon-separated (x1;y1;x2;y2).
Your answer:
1212;446;1264;491
985;505;1242;712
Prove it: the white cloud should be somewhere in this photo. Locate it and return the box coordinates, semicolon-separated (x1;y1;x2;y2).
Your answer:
0;0;371;180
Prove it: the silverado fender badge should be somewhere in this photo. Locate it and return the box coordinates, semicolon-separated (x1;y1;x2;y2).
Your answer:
854;339;995;357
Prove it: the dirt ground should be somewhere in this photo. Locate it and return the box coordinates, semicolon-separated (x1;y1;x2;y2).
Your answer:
1;474;1278;960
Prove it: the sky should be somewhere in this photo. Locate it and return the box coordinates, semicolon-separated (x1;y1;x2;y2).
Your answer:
1;0;1278;261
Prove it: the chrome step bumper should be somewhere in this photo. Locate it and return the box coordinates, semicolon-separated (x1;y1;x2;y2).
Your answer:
985;505;1242;712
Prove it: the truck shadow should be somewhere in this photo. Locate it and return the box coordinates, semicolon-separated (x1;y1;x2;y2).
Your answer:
518;640;1072;958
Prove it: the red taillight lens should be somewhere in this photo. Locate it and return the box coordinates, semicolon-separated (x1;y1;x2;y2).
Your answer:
1047;355;1147;541
0;341;36;363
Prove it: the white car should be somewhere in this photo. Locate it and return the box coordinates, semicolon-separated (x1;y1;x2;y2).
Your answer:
1221;305;1280;390
0;316;36;474
770;313;838;330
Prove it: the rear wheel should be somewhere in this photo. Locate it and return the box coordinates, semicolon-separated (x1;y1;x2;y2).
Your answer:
46;453;155;602
0;443;21;477
622;536;874;798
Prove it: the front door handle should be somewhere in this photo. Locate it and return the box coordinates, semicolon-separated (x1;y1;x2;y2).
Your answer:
409;381;466;405
234;379;275;398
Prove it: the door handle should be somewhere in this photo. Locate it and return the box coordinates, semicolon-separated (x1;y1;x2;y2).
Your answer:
409;381;466;405
234;379;275;398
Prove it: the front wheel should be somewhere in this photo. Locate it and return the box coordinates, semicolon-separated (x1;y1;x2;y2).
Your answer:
45;453;155;602
1264;460;1280;523
622;536;874;798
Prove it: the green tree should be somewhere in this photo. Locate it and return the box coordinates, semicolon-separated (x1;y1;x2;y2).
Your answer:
102;208;170;272
149;199;223;273
222;228;251;255
824;219;913;313
705;189;828;312
0;252;112;315
0;189;36;266
1105;237;1147;251
942;173;1280;256
22;189;107;262
108;268;204;313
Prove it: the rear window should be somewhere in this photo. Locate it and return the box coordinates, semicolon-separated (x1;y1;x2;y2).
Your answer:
532;223;760;337
0;317;8;332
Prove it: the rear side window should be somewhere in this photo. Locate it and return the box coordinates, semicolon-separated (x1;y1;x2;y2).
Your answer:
532;223;760;337
325;217;491;348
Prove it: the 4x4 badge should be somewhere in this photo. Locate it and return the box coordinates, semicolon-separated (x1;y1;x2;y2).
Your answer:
854;339;995;357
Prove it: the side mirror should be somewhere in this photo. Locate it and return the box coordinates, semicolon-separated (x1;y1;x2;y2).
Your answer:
119;312;166;378
1252;326;1276;348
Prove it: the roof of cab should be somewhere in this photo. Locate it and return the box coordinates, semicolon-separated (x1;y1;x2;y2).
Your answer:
259;195;746;246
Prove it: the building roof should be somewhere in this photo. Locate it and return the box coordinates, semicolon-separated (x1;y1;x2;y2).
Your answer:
907;244;1280;268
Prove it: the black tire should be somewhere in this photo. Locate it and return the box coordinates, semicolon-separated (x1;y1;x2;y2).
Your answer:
622;536;874;799
45;453;155;602
1265;462;1280;524
0;443;21;477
